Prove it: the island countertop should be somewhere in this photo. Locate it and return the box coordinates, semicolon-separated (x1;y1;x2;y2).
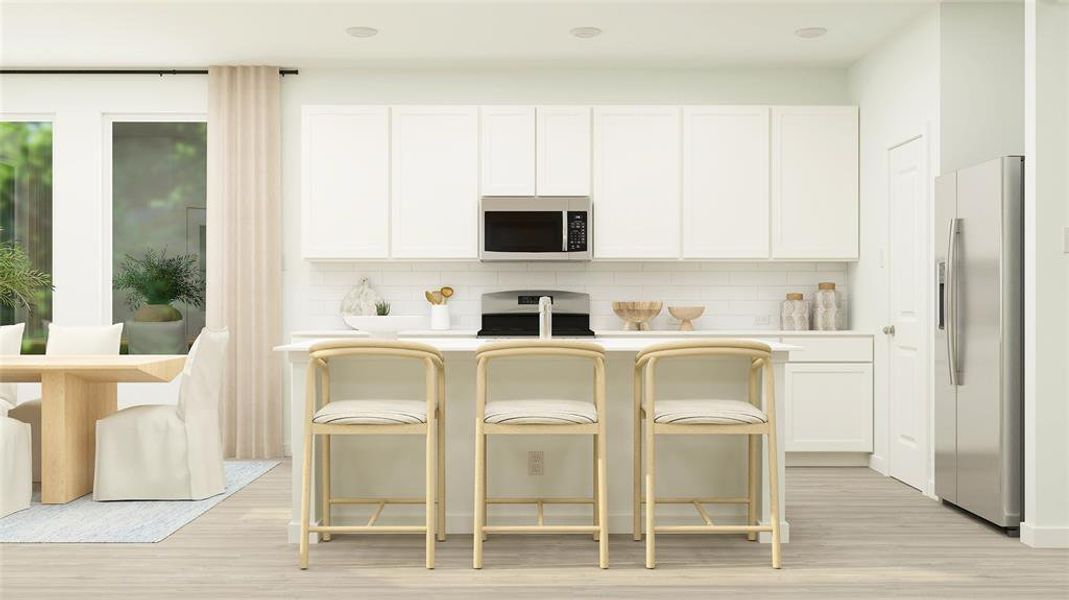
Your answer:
274;335;799;354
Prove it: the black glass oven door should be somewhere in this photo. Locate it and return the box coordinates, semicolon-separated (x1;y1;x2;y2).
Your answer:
483;211;563;253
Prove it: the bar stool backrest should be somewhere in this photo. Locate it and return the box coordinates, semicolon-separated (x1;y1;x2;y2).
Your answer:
636;339;773;413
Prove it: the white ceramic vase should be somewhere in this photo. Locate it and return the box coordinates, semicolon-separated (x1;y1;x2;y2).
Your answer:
780;293;810;331
812;282;845;331
430;304;450;331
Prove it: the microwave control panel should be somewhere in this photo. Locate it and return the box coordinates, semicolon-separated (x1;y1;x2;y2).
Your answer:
567;211;588;252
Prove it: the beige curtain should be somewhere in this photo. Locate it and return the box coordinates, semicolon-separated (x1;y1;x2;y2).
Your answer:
206;66;283;458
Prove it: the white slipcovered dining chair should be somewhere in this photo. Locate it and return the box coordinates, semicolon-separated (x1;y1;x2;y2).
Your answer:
1;323;32;518
8;323;123;482
93;328;229;501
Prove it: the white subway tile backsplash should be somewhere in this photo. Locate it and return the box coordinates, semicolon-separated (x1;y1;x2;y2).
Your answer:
293;260;848;332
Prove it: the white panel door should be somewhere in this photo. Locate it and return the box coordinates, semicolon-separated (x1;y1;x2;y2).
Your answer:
537;106;591;196
391;106;479;258
682;106;770;258
301;106;389;259
771;106;859;260
785;363;874;452
480;106;535;196
592;106;681;259
887;135;930;492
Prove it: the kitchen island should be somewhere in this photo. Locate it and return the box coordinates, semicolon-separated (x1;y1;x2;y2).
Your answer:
275;333;797;545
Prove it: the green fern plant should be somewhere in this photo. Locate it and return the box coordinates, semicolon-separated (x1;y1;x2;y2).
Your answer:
113;248;205;310
0;241;52;311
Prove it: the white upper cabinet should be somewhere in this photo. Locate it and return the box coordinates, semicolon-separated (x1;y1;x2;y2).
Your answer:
391;106;479;258
593;106;682;259
301;105;390;259
770;106;859;260
682;106;770;259
537;106;591;196
480;106;536;196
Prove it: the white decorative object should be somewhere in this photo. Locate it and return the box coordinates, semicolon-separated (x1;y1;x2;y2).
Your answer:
341;315;428;337
812;282;845;330
780;293;810;331
340;276;382;318
430;304;450;331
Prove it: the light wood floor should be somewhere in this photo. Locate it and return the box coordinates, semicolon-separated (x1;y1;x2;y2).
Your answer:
1;462;1066;599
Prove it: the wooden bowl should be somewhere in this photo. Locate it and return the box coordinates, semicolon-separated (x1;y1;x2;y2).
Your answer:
612;301;663;331
668;305;705;331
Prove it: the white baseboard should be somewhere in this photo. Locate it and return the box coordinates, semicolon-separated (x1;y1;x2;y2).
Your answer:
786;452;871;467
868;454;888;475
288;516;791;544
1021;522;1069;548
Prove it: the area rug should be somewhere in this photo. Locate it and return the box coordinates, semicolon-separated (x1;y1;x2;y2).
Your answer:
0;460;280;543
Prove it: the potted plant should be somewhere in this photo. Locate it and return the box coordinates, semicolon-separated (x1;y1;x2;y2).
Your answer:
0;240;52;312
114;248;204;353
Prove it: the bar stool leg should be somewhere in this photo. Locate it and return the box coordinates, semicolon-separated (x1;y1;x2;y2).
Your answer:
592;435;600;542
747;433;759;542
298;428;313;569
764;362;782;569
437;370;447;542
473;424;486;569
632;367;642;542
644;367;657;569
597;426;609;568
426;420;436;569
320;434;331;542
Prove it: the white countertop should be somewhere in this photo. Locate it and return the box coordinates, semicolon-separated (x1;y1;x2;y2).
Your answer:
274;334;798;354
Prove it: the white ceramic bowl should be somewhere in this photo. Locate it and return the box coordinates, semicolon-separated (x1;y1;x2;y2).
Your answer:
342;315;428;337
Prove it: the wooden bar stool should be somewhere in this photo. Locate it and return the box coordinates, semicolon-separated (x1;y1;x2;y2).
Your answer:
632;339;782;569
298;340;445;570
473;340;608;569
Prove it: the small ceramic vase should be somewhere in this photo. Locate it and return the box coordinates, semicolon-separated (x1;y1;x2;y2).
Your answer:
812;282;844;331
781;293;810;331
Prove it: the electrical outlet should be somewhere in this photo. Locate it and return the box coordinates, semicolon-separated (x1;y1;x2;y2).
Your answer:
754;315;771;326
527;450;544;476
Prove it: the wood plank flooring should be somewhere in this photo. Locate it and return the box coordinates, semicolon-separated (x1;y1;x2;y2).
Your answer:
2;462;1066;599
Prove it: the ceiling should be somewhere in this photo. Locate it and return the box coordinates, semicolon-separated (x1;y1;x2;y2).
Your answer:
0;0;937;69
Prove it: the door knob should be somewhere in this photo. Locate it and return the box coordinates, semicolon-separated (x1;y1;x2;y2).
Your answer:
882;325;896;336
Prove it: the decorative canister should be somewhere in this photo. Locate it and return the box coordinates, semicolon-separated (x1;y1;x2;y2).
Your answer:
781;293;810;331
812;282;844;331
430;304;451;331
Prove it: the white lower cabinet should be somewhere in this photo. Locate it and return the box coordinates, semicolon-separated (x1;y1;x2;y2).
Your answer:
783;340;873;453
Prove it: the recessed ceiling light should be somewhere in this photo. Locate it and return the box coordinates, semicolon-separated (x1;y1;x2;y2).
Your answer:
794;27;828;39
570;26;602;39
346;26;379;38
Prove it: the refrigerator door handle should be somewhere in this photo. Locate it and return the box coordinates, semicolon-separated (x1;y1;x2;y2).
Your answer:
946;218;961;386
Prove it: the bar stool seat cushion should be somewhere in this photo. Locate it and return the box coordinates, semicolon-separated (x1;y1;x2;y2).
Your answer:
484;399;597;425
653;399;767;425
313;400;428;425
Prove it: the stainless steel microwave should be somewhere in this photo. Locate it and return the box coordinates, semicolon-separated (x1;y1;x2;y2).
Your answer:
479;196;592;261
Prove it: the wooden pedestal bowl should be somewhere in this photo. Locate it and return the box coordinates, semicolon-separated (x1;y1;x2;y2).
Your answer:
668;305;705;331
612;301;663;331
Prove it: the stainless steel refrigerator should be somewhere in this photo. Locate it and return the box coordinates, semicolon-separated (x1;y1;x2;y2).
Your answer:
934;156;1023;530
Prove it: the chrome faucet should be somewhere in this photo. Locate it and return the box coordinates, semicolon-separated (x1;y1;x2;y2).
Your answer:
538;296;553;339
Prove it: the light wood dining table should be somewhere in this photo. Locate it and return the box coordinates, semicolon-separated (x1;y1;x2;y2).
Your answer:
0;354;187;503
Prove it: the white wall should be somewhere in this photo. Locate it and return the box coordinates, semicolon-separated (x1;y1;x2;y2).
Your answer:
847;8;941;479
0;74;207;406
1022;0;1069;549
939;1;1025;174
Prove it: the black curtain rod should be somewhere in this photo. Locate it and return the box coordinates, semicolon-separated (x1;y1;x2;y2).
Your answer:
0;68;299;76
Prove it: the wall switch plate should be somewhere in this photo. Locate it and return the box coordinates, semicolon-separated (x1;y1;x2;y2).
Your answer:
754;315;771;326
527;450;544;476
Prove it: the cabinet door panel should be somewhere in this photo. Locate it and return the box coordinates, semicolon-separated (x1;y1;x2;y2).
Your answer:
785;362;873;452
301;106;389;259
682;106;769;258
593;106;681;259
391;106;479;258
537;106;591;196
481;106;535;196
771;106;859;260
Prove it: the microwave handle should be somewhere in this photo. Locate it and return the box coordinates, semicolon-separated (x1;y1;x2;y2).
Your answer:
561;211;568;252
